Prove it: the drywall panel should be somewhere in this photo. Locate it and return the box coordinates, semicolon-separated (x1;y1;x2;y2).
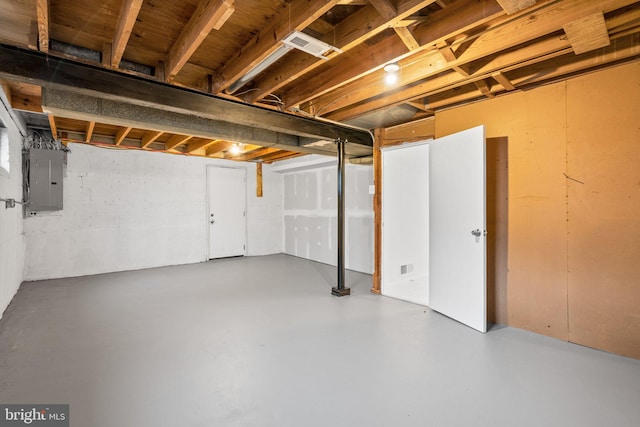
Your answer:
436;84;568;340
381;143;429;306
566;62;640;359
0;93;25;319
23;143;283;280
283;163;374;274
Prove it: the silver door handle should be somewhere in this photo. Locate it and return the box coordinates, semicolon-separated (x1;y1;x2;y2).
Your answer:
471;229;481;237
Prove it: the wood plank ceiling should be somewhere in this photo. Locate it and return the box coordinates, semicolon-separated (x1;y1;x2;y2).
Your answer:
0;0;639;162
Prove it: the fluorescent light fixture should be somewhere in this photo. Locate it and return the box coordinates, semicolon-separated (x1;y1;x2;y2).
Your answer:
227;31;342;94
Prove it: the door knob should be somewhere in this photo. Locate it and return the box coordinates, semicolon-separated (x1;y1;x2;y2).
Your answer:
471;229;481;237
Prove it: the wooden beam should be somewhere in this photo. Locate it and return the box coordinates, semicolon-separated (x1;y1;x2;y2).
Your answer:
114;126;132;146
10;93;43;112
474;79;495;98
246;0;437;103
186;139;217;153
306;0;636;118
35;0;49;52
102;42;113;68
112;0;144;67
492;71;516;90
395;27;421;51
211;0;339;94
28;20;38;50
165;0;235;82
253;150;297;162
563;12;611;55
48;115;57;138
369;0;397;20
496;0;536;15
281;0;502;109
256;163;263;197
165;134;192;150
140;130;163;148
0;79;11;104
371;127;383;294
205;141;233;156
85;121;95;142
233;147;280;162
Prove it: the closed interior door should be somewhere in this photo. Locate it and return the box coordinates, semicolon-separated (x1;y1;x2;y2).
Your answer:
429;125;487;333
207;166;246;259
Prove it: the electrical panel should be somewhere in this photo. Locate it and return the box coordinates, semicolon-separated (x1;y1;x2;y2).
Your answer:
27;148;64;211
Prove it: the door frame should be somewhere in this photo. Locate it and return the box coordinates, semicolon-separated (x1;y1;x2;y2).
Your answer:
205;165;248;260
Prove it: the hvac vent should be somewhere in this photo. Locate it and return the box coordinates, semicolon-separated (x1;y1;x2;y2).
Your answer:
282;31;342;60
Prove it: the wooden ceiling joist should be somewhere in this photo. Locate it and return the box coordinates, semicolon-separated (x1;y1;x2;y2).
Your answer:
48;115;57;138
245;0;438;103
186;139;218;153
165;134;192;151
165;0;236;82
112;0;144;67
212;0;340;94
141;130;164;148
282;0;503;109
85;121;95;142
114;126;132;146
205;141;233;156
232;147;280;162
35;0;49;53
496;0;537;15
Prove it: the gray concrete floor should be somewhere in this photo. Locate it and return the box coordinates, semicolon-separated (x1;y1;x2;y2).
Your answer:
0;254;639;427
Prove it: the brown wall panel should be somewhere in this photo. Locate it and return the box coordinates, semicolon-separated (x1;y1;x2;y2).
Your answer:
436;85;569;340
566;62;640;359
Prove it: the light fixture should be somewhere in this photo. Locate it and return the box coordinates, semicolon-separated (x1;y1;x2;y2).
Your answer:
227;31;342;94
229;143;244;155
384;62;400;85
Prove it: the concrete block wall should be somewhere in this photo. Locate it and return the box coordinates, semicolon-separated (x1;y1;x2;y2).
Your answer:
23;143;283;280
0;94;26;319
282;163;374;274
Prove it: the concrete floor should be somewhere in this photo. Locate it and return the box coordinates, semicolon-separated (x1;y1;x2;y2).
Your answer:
0;254;639;427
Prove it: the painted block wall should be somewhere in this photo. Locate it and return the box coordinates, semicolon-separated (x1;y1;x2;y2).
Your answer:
435;61;640;359
23;143;283;280
0;94;25;319
282;163;374;274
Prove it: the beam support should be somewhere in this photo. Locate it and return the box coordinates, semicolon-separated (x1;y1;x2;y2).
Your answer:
332;138;350;297
256;163;263;197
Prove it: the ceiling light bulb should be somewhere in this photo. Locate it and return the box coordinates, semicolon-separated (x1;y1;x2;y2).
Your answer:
230;143;242;155
384;72;398;85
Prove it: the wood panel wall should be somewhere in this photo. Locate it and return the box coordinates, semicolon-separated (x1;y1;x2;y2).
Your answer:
434;61;640;359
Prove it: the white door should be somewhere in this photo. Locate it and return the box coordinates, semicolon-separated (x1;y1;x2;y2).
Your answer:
429;125;487;332
207;166;246;259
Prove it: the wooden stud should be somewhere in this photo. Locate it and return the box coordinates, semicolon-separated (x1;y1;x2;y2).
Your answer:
165;0;236;81
492;71;516;90
112;0;144;67
85;121;95;142
165;134;193;150
371;128;384;294
256;163;263;198
114;126;132;146
563;12;611;55
48;115;58;138
140;130;163;148
35;0;49;52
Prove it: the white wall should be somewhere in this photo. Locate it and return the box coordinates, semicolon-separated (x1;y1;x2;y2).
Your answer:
381;143;429;306
24;143;283;280
0;92;26;318
281;159;374;274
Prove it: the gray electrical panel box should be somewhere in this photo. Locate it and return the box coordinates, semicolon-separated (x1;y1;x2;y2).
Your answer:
27;148;65;211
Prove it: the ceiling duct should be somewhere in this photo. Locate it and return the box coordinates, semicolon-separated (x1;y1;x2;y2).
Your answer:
227;31;341;94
